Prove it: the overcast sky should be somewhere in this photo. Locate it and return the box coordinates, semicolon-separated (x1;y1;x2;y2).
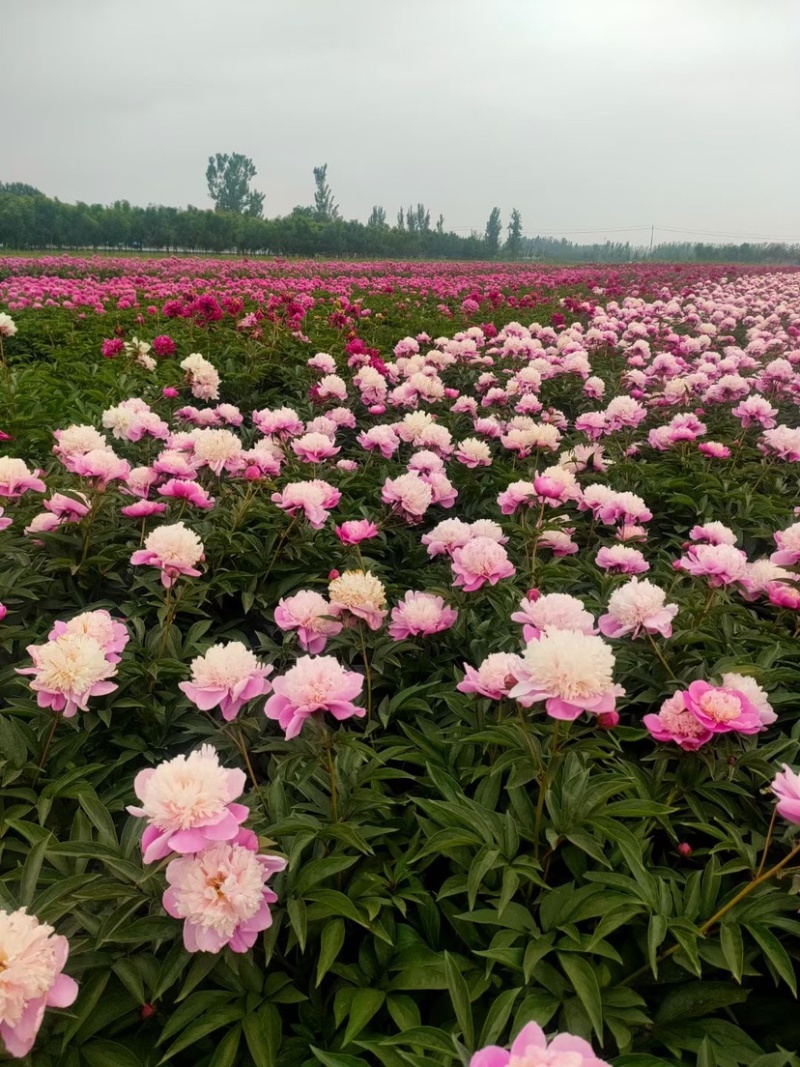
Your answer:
4;0;800;245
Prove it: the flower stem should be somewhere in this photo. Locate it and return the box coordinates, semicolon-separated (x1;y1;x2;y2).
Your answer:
754;805;779;880
359;624;373;721
324;730;338;822
646;632;678;681
34;712;61;778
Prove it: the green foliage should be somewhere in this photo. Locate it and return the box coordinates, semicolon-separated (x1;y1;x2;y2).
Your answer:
206;153;265;218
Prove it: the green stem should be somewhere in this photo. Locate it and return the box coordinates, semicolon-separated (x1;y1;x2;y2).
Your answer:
359;624;373;721
324;730;339;823
646;632;678;681
34;712;61;778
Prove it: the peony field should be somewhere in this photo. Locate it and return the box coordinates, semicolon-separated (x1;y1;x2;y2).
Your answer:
3;254;800;1066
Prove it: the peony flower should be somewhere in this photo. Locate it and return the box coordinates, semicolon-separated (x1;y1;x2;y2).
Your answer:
771;765;800;823
539;528;579;556
23;513;61;537
274;590;343;653
388;591;457;641
599;578;679;639
157;479;215;510
17;633;117;717
683;680;763;735
452;537;515;592
381;472;433;524
595;545;650;574
421;518;473;557
180;353;220;401
698;441;731;459
0;907;78;1059
532;465;580;505
291;431;340;464
179;641;272;721
264;655;365;739
328;570;387;630
130;522;205;588
127;744;249;862
121;500;167;518
768;582;800;610
48;610;129;663
335;519;379;545
497;480;537;515
455;437;492;467
471;1020;610;1067
689;521;737;546
509;629;623;720
0;458;46;498
457;652;524;700
771;522;800;566
511;593;595;642
0;313;18;338
271;480;341;529
71;448;131;485
675;542;748;586
721;672;776;726
163;834;286;952
643;691;713;750
252;406;304;438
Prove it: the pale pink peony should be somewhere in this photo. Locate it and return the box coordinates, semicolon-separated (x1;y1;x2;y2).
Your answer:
388;591;458;641
153;450;199;480
676;542;748;586
721;672;776;726
48;610;129;662
335;519;379;545
191;428;245;475
738;559;798;599
179;641;272;721
127;744;249;862
252;406;304;438
274;590;343;653
457;652;524;700
130;522;205;588
643;691;713;751
532;465;580;505
291;432;340;463
264;655;365;739
771;522;800;566
455;437;492;468
471;1020;610;1067
0;458;46;498
497;480;537;515
599;578;679;639
52;425;110;470
596;545;650;574
689;521;737;546
123;465;160;499
71;448;131;484
43;492;90;521
180;353;220;401
271;480;341;529
381;472;433;523
771;765;800;823
17;633;117;717
683;680;763;735
511;593;596;642
510;629;623;720
163;834;286;952
23;513;61;537
328;570;387;630
357;425;400;459
421;518;473;557
539;528;579;556
452;537;515;592
0;507;11;532
0;907;78;1058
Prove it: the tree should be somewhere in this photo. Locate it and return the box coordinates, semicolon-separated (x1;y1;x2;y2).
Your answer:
485;207;502;255
206;153;264;216
367;205;387;228
396;207;405;230
0;181;44;197
313;164;340;222
436;213;445;234
413;204;431;232
506;208;523;258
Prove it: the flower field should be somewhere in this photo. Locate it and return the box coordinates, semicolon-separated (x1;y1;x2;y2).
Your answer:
2;255;800;1065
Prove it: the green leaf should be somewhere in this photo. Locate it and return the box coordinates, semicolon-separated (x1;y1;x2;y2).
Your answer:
747;923;798;996
558;953;603;1042
19;833;51;905
311;1050;370;1067
444;951;474;1049
316;918;346;987
82;1041;144;1067
647;915;668;978
209;1026;242;1067
158;1005;245;1061
719;922;744;983
343;988;386;1046
242;1002;282;1067
478;987;520;1049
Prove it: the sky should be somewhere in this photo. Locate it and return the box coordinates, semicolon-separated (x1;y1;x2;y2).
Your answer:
3;0;800;246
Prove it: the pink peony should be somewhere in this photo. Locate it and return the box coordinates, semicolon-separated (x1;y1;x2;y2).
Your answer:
698;441;731;459
17;633;118;717
291;432;340;463
381;472;433;524
48;610;129;663
457;652;524;700
643;691;712;750
497;480;537;515
595;545;650;574
676;542;748;586
271;480;341;529
335;519;379;545
721;672;776;726
179;641;272;721
0;908;79;1058
771;522;800;566
689;521;737;546
539;528;579;556
683;680;763;735
771;765;800;823
264;655;365;739
452;537;515;592
130;522;205;587
510;629;623;720
598;578;679;639
328;570;387;630
71;448;131;484
421;518;473;557
128;744;249;862
511;592;595;642
768;582;800;610
157;479;215;510
121;500;168;518
471;1021;610;1067
163;834;286;953
388;591;458;641
43;492;90;521
0;458;46;498
274;590;343;653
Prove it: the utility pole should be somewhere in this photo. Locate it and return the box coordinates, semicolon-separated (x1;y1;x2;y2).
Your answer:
649;225;655;254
